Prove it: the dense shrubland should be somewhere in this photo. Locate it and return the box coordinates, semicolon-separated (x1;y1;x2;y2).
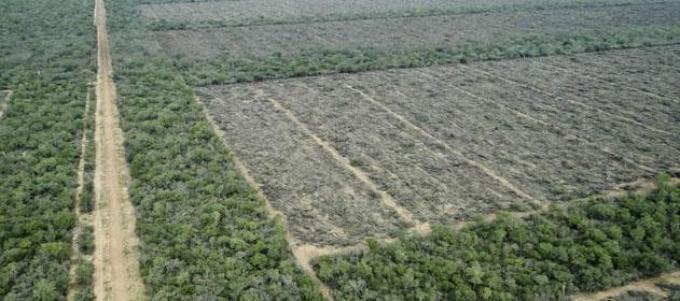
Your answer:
314;176;680;300
0;0;96;299
180;25;680;86
106;0;322;298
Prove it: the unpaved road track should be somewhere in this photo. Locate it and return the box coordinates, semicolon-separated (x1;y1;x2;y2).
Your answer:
93;0;146;299
571;271;680;301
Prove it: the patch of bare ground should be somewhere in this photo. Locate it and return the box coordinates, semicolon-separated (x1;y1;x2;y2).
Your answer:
570;271;680;301
197;87;409;246
67;88;93;300
93;0;145;299
0;89;12;118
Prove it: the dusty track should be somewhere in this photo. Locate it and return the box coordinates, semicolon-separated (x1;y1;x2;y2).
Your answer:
571;271;680;301
0;89;12;118
93;0;146;300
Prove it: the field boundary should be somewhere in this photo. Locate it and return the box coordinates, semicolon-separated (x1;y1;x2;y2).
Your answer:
460;64;671;135
342;83;543;206
194;95;334;301
570;271;680;301
415;69;658;174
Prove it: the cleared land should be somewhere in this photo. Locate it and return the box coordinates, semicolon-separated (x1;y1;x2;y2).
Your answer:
151;2;680;60
471;52;680;135
196;89;409;246
198;46;678;248
538;47;680;102
138;0;672;28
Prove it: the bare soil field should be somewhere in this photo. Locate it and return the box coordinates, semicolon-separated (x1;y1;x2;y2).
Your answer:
196;89;409;246
137;0;671;27
151;2;680;60
198;47;678;247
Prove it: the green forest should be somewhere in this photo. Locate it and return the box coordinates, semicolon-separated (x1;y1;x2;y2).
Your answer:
315;176;680;300
0;0;96;299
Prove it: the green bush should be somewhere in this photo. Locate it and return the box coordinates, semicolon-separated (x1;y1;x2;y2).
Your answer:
79;225;95;255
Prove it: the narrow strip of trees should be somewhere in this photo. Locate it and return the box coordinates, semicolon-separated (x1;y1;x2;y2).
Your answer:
105;0;323;298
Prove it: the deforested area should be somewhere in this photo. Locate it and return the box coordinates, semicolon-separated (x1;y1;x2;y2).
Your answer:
197;88;409;245
199;45;680;210
198;84;527;234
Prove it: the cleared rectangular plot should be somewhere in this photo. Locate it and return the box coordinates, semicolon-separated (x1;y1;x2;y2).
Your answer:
470;55;680;134
423;64;679;172
335;69;645;201
138;0;661;26
152;3;680;59
197;87;408;246
247;80;527;225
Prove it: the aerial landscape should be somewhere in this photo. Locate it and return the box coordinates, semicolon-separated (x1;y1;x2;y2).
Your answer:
0;0;679;300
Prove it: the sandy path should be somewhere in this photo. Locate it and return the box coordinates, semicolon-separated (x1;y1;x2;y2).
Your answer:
92;0;146;299
0;89;12;118
66;88;92;301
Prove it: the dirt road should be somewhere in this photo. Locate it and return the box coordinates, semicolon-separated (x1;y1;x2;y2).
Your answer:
92;0;146;299
571;271;680;301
